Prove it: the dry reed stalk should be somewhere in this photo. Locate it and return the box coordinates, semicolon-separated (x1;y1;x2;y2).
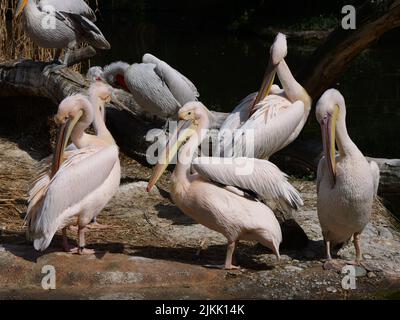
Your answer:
0;0;54;62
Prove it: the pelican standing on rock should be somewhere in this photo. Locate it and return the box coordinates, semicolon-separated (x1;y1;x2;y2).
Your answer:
89;53;200;118
316;89;380;267
219;33;311;159
147;102;303;269
15;0;110;66
26;88;120;254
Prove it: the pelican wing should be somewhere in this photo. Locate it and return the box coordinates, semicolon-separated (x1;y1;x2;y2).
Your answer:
39;0;96;21
57;11;110;49
192;157;303;210
142;53;199;105
219;93;256;131
218;93;256;156
125;63;181;117
26;145;119;251
223;99;305;159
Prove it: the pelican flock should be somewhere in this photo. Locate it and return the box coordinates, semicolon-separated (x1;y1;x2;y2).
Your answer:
16;0;382;275
15;0;110;65
26;83;120;254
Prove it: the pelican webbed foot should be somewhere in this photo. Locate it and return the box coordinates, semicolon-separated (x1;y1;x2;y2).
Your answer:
323;259;349;271
77;247;96;255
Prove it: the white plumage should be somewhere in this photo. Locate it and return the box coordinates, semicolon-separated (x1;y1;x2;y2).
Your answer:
148;102;304;269
26;85;120;253
316;89;380;263
193;157;303;209
218;33;311;160
27;146;120;251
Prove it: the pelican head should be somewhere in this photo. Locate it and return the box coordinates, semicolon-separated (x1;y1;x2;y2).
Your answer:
316;89;346;188
147;102;208;192
15;0;28;18
270;33;288;65
102;61;130;90
252;33;288;111
51;95;94;176
88;81;112;119
87;66;105;82
178;102;211;126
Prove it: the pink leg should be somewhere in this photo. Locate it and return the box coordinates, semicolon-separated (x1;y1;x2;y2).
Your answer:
224;241;240;270
76;226;95;255
353;232;362;264
326;240;332;260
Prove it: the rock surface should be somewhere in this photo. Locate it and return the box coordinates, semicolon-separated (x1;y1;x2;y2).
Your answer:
0;137;400;299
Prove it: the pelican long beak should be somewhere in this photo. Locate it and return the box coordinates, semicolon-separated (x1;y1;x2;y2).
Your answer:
147;120;195;192
15;0;28;18
250;58;277;115
321;106;339;188
51;110;83;177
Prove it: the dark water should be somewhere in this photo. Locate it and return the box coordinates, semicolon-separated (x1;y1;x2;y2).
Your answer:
93;15;400;160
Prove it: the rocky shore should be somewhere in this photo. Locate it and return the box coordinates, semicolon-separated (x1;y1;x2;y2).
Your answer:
1;137;399;299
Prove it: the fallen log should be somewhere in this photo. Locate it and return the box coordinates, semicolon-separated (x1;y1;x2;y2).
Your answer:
0;60;399;200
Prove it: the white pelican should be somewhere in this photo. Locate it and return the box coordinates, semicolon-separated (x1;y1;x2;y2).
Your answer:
147;102;303;269
15;0;110;66
316;89;380;267
218;33;312;159
88;53;199;118
38;0;96;21
26;91;120;254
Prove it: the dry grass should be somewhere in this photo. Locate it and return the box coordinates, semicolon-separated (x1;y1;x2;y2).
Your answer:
0;0;54;62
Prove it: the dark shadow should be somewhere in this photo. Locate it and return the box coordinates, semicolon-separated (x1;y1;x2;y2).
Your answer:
130;242;277;271
154;204;196;225
1;228;318;269
120;176;146;185
280;239;326;262
156;186;172;200
1;230;120;262
0;96;55;161
280;219;309;250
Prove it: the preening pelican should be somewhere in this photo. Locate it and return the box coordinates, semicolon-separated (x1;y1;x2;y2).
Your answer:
147;102;303;269
219;33;311;159
316;89;380;266
89;53;199;118
15;0;110;66
26;90;120;254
